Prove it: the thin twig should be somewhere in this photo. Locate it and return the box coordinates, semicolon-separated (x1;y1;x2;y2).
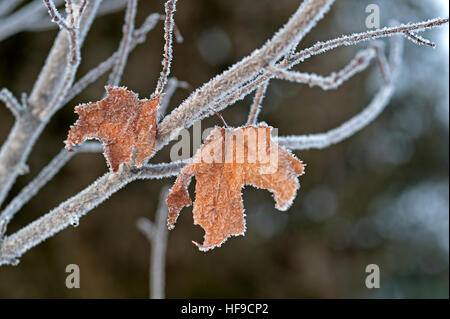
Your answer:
155;0;178;96
157;0;335;149
0;1;101;208
289;17;448;65
0;161;183;265
277;36;402;151
0;142;102;238
0;88;24;118
266;47;376;90
62;12;161;105
0;1;447;267
43;0;78;64
158;77;190;121
196;17;448;124
0;1;335;264
403;30;436;47
137;186;170;299
23;0;127;33
39;0;84;120
372;42;390;84
246;80;269;125
108;0;137;87
43;0;70;29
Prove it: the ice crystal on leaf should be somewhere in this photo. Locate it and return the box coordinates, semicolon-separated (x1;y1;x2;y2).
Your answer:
167;125;305;251
65;86;159;171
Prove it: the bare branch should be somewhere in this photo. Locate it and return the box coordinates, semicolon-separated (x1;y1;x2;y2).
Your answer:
24;0;128;33
39;0;87;120
30;0;100;116
372;42;390;84
289;17;448;65
0;1;101;209
137;186;170;299
0;142;102;238
157;0;335;150
173;20;183;43
62;12;161;105
0;0;64;42
158;77;190;121
1;1;447;269
0;88;24;118
404;30;435;47
266;47;376;90
43;0;71;32
137;218;155;241
0;165;135;266
277;36;403;151
199;17;448;124
133;160;187;179
155;0;178;95
108;0;137;87
0;0;130;41
246;80;269;125
0;160;183;265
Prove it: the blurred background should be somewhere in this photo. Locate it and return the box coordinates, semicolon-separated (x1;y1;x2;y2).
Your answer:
0;0;448;298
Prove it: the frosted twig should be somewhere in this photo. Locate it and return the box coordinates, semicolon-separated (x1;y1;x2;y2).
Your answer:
0;0;64;42
155;0;178;96
277;36;402;151
132;160;187;179
0;161;183;265
108;0;137;87
372;42;390;84
0;88;24;118
133;12;162;43
26;0;128;32
43;0;67;28
62;12;161;105
0;1;101;209
0;1;447;268
43;0;80;65
199;17;448;123
137;186;170;299
246;80;269;125
0;1;333;257
403;30;435;47
173;20;183;43
158;77;190;120
0;142;102;238
157;0;335;149
159;14;183;43
289;17;448;65
266;47;376;90
39;0;89;120
137;218;154;241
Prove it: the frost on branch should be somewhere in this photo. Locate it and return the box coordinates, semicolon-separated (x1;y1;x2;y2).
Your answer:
166;126;305;251
65;87;159;172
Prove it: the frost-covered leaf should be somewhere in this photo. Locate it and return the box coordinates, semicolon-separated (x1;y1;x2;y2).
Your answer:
65;86;159;171
167;125;305;251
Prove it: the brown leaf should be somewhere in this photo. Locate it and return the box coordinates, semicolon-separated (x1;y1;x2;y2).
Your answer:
167;125;305;251
65;86;159;172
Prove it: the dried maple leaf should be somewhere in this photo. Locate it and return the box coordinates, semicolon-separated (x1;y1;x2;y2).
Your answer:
167;125;305;251
65;86;159;172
